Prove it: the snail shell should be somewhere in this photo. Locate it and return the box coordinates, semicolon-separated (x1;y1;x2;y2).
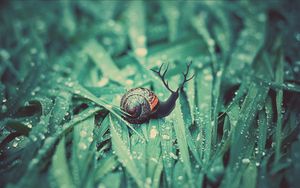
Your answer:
120;88;159;124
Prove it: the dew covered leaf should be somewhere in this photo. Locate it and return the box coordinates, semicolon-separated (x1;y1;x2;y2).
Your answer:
1;1;300;188
109;114;144;188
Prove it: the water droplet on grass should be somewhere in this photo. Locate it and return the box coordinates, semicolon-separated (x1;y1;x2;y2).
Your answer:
26;123;33;129
134;48;147;57
12;141;18;148
149;127;158;139
97;77;109;87
161;134;170;140
242;158;250;164
79;142;87;150
169;152;178;160
1;105;7;113
177;176;184;181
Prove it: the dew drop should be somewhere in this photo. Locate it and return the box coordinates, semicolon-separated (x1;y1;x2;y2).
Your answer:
177;176;184;181
12;141;18;148
161;134;170;140
149;127;158;139
1;105;7;113
242;158;250;164
134;48;147;57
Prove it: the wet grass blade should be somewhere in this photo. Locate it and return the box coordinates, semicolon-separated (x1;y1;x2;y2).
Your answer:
83;39;126;85
221;83;269;187
274;49;284;163
94;153;119;182
71;115;95;187
179;88;202;165
172;101;194;187
146;119;162;184
195;67;213;164
51;136;75;188
158;118;174;187
109;114;144;188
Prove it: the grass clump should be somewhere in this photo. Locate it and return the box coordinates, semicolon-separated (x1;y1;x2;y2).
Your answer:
0;1;300;188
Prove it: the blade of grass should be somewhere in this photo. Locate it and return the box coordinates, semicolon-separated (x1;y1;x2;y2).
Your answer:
172;101;194;187
71;115;95;187
179;87;202;166
240;162;257;188
51;136;75;188
130;130;147;183
160;1;180;42
100;172;122;188
146;119;162;184
65;82;145;140
195;67;213;164
109;114;144;188
158;118;174;187
152;157;163;188
172;161;188;188
83;39;127;85
258;109;267;159
274;48;284;163
225;8;265;84
221;83;269;187
94;153;119;182
126;0;147;62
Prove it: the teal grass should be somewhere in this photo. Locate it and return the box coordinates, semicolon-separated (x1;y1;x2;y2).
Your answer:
0;1;300;188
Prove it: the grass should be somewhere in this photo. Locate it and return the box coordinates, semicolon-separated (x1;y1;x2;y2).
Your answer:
1;0;300;188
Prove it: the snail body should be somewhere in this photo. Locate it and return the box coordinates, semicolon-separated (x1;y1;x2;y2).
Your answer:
120;62;194;124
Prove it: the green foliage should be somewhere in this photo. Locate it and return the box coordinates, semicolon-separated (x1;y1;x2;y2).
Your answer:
1;1;300;188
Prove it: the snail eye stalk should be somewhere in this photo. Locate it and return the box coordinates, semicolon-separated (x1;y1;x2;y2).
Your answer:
148;61;194;119
151;61;194;93
151;63;175;93
177;61;195;92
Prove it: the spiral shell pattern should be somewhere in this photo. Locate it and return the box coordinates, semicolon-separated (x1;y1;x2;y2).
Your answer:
120;88;159;124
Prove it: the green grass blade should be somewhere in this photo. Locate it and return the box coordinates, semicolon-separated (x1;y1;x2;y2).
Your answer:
221;83;269;187
51;136;75;188
146;119;162;184
179;88;202;166
126;0;147;61
240;163;257;188
158;118;174;187
71;115;95;187
83;39;127;85
172;101;194;187
94;153;119;182
109;114;144;188
274;49;284;163
195;67;213;164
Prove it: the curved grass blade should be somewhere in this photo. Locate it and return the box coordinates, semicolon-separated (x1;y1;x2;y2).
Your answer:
94;153;119;182
83;39;127;85
64;82;145;140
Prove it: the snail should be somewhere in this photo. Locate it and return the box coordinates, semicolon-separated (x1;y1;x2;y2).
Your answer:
120;62;194;124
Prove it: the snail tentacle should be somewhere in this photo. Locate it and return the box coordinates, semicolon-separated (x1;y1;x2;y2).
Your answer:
177;61;194;92
151;61;194;119
151;63;175;93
